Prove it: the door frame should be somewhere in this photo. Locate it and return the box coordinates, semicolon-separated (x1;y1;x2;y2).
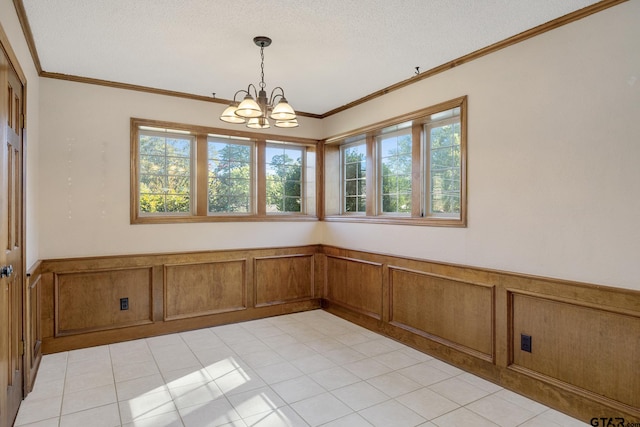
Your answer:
0;18;30;406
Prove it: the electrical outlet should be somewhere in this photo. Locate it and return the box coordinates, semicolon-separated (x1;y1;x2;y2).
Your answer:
521;334;532;353
120;297;129;311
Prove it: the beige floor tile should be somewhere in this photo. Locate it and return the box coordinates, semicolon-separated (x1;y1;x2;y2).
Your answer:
163;366;213;390
59;402;120;427
290;392;353;426
466;394;536;427
331;381;389;411
113;360;160;383
241;406;309;427
116;373;167;401
396;387;460;420
61;383;117;415
343;358;393;380
432;407;499;427
178;399;241;427
372;350;421;370
397;362;453;386
290;353;337;374
271;375;326;404
274;343;317;361
367;371;422;398
121;410;185;427
226;386;287;419
428;376;491;405
309;366;360;390
170;382;224;409
358;399;426;427
118;389;176;423
14;395;62;426
321;412;374;427
213;367;267;396
255;361;304;385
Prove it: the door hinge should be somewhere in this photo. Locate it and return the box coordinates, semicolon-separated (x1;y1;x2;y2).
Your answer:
19;340;25;357
20;113;25;129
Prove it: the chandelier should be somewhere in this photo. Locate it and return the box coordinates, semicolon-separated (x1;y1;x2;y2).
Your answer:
220;36;298;129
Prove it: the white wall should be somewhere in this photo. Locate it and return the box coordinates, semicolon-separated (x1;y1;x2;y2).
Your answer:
322;1;640;291
38;81;323;258
0;0;40;269
36;2;639;291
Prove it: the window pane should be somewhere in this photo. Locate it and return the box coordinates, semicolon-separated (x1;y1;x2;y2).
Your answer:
342;140;367;214
378;131;412;214
266;144;304;213
428;113;461;216
139;131;192;214
208;138;253;214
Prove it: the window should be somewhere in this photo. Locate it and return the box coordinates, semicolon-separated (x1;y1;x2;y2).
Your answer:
427;113;462;217
378;125;412;214
138;128;194;214
208;136;253;214
341;137;367;214
131;119;318;223
266;143;304;213
324;96;467;226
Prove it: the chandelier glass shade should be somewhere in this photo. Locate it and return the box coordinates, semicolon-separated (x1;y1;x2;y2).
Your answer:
220;36;298;129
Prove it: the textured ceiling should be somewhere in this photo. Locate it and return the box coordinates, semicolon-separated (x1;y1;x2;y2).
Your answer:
21;0;601;115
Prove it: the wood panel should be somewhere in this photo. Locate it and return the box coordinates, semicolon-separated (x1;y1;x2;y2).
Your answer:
511;292;640;411
164;260;246;320
389;267;494;361
26;272;42;392
55;267;153;335
254;255;314;307
325;255;383;319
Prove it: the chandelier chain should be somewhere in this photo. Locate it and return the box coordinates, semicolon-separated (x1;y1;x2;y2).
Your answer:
260;45;266;90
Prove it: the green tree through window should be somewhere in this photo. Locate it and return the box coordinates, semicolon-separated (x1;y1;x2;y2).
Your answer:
208;138;252;213
139;131;192;213
343;142;367;213
266;145;303;213
429;121;461;215
379;131;412;213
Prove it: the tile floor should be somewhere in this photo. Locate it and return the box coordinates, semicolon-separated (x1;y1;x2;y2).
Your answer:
15;310;588;427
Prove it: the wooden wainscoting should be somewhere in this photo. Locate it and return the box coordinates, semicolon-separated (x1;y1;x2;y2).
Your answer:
33;244;639;422
25;262;43;394
254;254;314;307
510;291;640;416
164;260;247;320
324;255;383;319
320;245;640;423
388;267;494;362
54;267;154;335
39;245;321;353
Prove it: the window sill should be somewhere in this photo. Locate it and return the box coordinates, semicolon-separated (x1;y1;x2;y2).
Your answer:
132;215;319;224
323;215;466;227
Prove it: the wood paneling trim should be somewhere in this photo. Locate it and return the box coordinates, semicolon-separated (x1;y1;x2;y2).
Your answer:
163;259;247;321
254;254;314;307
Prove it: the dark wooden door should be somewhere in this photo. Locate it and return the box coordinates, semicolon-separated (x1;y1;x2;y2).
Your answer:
0;44;24;427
